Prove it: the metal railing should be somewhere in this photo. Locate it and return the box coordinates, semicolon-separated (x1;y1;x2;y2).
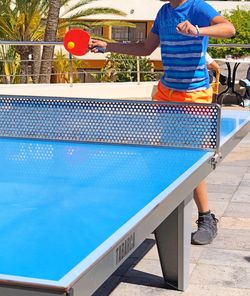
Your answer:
1;41;249;47
0;41;249;85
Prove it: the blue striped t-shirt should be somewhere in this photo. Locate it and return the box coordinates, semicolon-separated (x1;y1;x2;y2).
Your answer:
151;0;219;92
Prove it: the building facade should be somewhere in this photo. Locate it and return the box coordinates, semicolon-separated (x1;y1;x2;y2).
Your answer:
60;1;249;82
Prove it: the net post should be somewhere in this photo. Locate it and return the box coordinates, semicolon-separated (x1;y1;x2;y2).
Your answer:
69;53;73;87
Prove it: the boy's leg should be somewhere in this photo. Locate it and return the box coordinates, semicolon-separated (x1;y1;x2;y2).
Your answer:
192;180;218;245
193;180;209;212
152;83;217;245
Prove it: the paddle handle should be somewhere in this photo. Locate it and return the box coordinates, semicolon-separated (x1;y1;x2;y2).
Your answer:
90;46;106;53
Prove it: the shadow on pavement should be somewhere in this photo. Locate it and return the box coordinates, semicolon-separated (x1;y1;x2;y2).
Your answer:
93;238;168;295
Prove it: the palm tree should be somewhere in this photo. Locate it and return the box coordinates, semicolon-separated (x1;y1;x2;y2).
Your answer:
0;0;49;83
0;0;130;84
0;45;21;84
40;0;128;83
39;0;61;83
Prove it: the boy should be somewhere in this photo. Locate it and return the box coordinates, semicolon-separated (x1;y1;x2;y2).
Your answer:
91;0;235;245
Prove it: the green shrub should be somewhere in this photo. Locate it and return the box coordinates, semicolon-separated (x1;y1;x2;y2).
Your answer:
94;53;159;82
209;7;250;58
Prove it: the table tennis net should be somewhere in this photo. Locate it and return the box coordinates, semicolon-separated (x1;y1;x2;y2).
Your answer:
0;95;221;150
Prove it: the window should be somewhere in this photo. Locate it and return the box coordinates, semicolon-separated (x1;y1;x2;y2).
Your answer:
87;26;103;37
112;23;146;42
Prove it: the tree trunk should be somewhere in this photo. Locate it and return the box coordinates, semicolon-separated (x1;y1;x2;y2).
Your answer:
16;45;30;84
39;0;60;84
31;46;41;84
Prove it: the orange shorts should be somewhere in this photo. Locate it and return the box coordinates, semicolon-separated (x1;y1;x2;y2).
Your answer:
153;81;213;103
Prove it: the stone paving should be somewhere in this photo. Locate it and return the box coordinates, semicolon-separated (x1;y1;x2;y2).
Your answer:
94;107;250;296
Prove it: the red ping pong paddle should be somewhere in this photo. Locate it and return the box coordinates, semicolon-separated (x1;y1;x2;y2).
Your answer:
64;28;105;56
64;29;90;56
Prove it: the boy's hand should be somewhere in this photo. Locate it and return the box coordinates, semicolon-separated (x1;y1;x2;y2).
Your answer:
89;39;107;53
176;20;199;37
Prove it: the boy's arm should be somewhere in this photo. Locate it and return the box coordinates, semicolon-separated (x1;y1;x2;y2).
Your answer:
207;61;220;72
207;60;220;72
90;32;160;56
176;16;235;39
200;16;235;38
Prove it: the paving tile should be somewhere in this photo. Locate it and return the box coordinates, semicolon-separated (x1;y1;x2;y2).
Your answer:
198;248;250;268
189;245;205;263
110;283;184;296
220;217;250;230
224;202;250;218
240;132;250;143
206;229;250;251
121;264;166;290
222;149;250;167
184;285;250;296
232;185;250;202
206;165;247;185
207;200;229;217
110;282;250;296
207;183;238;195
206;191;233;201
141;243;158;260
241;173;250;186
190;263;250;289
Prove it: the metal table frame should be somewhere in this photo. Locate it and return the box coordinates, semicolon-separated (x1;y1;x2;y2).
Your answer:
216;58;250;106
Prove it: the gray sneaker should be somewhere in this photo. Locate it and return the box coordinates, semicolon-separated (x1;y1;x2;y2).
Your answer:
191;213;218;245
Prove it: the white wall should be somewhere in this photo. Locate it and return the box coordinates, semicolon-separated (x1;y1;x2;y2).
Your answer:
0;82;157;100
61;0;249;21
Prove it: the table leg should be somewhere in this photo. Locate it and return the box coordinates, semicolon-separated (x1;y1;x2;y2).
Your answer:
231;63;240;92
231;63;244;106
218;62;244;106
217;62;231;101
154;193;193;291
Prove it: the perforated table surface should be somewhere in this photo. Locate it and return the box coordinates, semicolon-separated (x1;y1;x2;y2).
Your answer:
0;99;249;296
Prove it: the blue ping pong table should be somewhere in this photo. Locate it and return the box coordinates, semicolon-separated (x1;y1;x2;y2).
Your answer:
0;95;249;296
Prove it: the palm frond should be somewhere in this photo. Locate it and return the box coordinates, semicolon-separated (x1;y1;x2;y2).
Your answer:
67;8;126;20
60;0;105;17
90;21;135;28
